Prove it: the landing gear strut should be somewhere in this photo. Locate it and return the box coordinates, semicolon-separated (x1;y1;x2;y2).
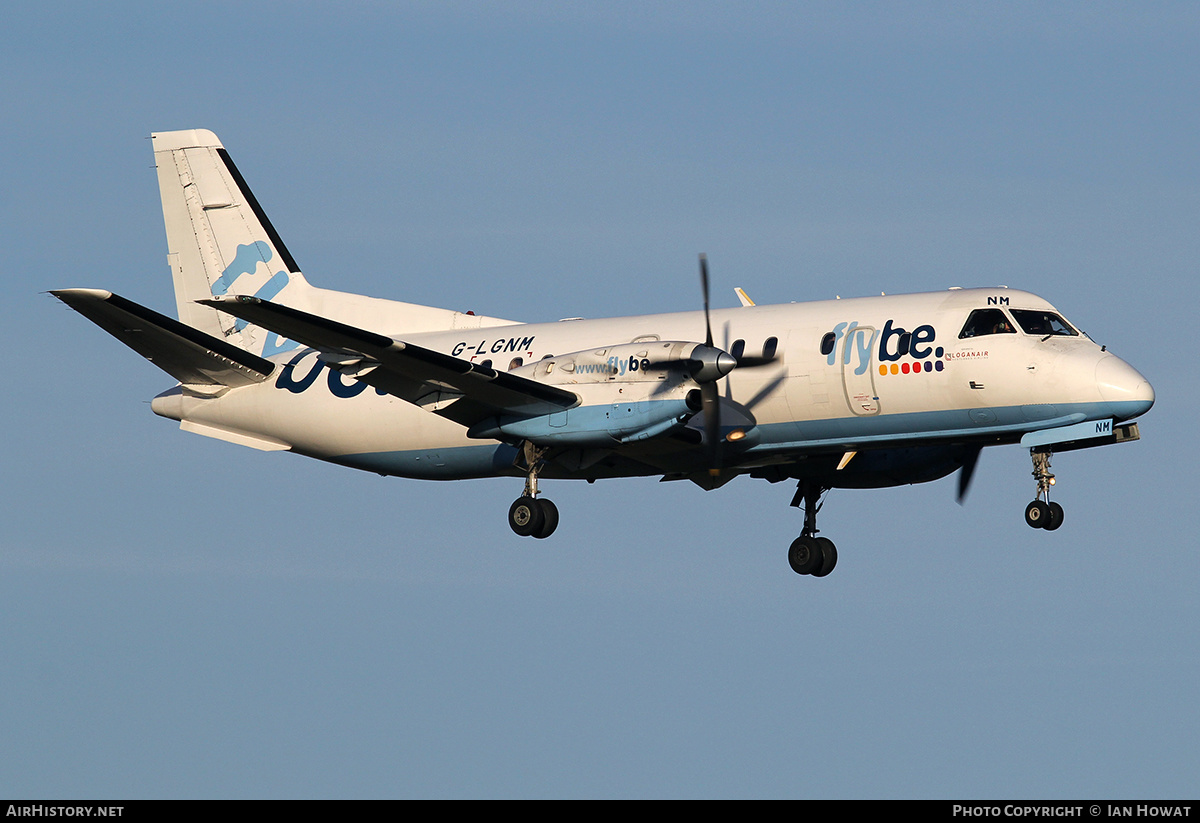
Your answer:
788;482;838;577
508;442;559;539
1024;448;1064;531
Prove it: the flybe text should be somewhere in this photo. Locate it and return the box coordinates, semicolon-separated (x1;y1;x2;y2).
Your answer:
827;319;944;375
573;356;653;377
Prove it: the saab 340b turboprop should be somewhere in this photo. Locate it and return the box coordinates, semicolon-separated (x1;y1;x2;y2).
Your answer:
53;129;1155;578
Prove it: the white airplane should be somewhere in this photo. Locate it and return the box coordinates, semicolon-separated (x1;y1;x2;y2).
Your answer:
53;129;1155;577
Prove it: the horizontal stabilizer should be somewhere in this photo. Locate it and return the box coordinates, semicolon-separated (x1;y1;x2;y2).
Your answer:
201;295;578;424
52;289;275;390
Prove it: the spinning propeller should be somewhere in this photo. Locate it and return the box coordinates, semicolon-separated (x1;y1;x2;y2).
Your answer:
640;254;781;473
956;445;982;504
695;253;779;474
698;253;725;473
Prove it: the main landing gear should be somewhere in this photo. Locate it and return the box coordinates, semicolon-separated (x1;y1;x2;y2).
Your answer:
787;482;838;577
508;442;559;539
1024;448;1064;531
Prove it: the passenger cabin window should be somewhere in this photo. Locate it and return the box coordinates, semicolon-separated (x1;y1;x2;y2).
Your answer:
762;337;778;359
959;308;1017;339
508;357;524;370
731;339;745;359
1011;310;1078;337
819;332;836;356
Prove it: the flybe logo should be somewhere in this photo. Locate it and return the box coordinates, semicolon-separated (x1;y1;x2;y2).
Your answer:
825;320;946;376
213;241;300;357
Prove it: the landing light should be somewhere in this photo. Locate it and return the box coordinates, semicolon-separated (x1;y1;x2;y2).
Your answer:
726;429;746;442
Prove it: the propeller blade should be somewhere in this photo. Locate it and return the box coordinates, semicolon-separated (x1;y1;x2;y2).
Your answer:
641;346;736;380
640;358;689;373
740;373;787;412
702;380;721;474
697;254;729;474
957;446;982;504
699;253;713;348
733;354;780;368
702;254;776;370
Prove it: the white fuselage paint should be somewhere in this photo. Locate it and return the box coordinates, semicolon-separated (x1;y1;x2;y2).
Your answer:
152;287;1154;484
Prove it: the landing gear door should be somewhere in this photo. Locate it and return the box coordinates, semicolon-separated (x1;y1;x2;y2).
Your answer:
841;326;880;416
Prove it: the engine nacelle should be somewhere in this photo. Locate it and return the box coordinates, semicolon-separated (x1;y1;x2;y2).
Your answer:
514;340;735;384
467;341;728;446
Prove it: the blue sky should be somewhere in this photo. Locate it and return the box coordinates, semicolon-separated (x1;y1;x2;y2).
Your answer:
3;2;1197;798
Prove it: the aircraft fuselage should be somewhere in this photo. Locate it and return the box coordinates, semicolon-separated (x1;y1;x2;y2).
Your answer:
150;286;1153;488
56;129;1155;571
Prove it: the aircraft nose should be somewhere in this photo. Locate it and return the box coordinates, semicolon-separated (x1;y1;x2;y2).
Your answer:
1095;354;1155;420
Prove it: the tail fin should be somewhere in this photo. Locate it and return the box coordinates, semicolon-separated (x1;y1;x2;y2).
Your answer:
153;129;310;357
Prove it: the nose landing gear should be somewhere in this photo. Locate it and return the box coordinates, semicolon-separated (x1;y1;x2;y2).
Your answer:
508;442;559;539
1025;448;1064;531
788;482;838;577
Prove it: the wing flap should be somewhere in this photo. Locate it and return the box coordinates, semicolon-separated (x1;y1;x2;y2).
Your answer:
201;295;578;423
52;289;275;389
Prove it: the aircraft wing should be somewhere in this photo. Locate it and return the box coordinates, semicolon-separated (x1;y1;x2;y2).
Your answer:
52;289;275;392
201;295;579;425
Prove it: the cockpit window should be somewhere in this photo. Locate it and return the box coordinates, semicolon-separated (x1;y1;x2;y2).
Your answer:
1010;310;1078;337
959;308;1017;339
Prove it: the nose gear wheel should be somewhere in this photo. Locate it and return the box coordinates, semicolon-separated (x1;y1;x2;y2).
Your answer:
1025;448;1064;530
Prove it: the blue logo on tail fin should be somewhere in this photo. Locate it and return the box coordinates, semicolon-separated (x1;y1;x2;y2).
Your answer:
212;241;300;357
212;241;273;296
